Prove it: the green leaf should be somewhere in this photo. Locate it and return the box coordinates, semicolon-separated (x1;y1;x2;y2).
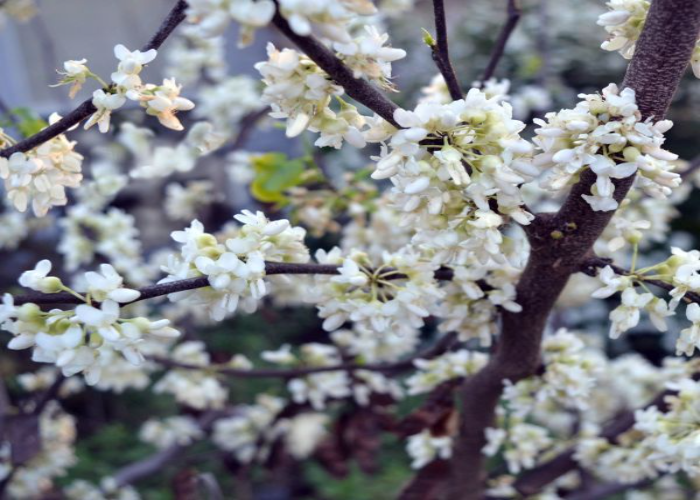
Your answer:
10;108;48;137
250;152;306;203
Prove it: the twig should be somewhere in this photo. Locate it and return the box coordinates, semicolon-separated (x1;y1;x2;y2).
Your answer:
31;373;65;416
513;383;686;496
565;480;653;500
112;410;223;488
479;0;521;84
150;332;458;379
430;0;463;100
11;262;456;306
270;9;400;127
681;153;700;179
0;0;188;159
579;256;700;304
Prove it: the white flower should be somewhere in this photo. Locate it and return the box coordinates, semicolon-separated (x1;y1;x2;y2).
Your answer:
608;287;653;338
140;78;195;131
111;43;157;92
53;58;90;98
75;300;123;343
406;430;453;469
19;260;63;293
597;0;651;59
84;264;141;303
592;265;632;299
676;303;700;356
85;89;126;133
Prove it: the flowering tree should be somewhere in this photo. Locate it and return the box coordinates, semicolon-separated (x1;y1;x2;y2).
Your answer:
2;0;700;497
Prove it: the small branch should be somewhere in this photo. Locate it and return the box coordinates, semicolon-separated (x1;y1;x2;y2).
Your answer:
112;410;224;489
579;257;700;304
150;332;458;379
514;372;700;496
681;153;700;179
31;373;65;416
0;0;188;159
227;107;270;152
430;0;463;101
11;262;456;306
270;9;400;127
479;0;521;84
565;480;653;500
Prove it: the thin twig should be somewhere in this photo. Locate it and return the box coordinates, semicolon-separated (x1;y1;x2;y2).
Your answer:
11;262;456;306
430;0;463;100
112;410;224;489
579;257;700;304
479;0;521;84
150;332;458;379
31;373;65;416
0;0;188;159
681;153;700;179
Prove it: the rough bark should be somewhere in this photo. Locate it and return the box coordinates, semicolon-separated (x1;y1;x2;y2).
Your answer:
447;1;700;498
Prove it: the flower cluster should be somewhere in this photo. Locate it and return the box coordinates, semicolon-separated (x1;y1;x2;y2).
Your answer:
592;248;700;354
213;394;284;463
187;0;380;46
153;341;228;409
532;83;679;211
0;403;77;498
0;116;83;216
82;45;194;133
2;261;178;384
125;121;224;179
255;43;346;140
139;416;204;449
160;211;309;321
262;343;401;408
310;247;443;340
406;349;487;395
597;0;650;59
333;26;406;90
406;430;453;469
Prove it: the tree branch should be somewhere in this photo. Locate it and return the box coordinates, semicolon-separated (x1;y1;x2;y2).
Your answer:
112;410;223;489
270;9;400;127
479;0;521;84
430;0;463;101
11;262;456;306
0;0;189;159
512;372;700;496
579;256;700;304
150;332;457;379
448;1;700;498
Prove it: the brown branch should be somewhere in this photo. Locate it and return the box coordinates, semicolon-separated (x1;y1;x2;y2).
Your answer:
430;0;463;101
112;410;223;489
565;480;653;500
270;9;400;127
513;374;696;497
448;1;700;498
479;0;521;85
31;373;65;416
0;0;188;159
150;332;458;379
11;262;456;306
681;153;700;179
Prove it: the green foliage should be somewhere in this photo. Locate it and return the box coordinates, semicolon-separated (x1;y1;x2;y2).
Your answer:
250;153;307;204
8;108;48;137
303;447;411;500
